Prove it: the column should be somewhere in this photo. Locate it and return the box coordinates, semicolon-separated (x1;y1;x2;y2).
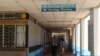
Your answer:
75;23;80;56
90;8;100;56
80;16;91;56
72;27;76;54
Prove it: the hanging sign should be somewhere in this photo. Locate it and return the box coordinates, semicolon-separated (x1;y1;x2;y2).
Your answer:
42;4;76;12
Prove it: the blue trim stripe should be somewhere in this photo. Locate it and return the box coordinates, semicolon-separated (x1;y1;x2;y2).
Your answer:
75;47;80;56
29;48;43;56
75;47;80;51
73;46;91;56
36;52;43;56
76;51;80;56
72;46;75;54
81;50;91;56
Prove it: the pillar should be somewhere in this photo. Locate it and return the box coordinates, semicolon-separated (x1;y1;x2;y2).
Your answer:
90;8;100;56
75;23;80;56
80;16;91;56
72;27;76;54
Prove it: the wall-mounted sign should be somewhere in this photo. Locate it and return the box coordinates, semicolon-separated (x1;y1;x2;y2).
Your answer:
42;4;76;12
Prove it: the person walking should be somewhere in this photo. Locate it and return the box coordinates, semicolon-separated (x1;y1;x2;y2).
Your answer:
59;38;65;56
51;36;58;56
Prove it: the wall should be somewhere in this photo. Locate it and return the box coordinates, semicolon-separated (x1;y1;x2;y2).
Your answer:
28;17;46;47
0;51;26;56
28;16;46;56
0;48;27;56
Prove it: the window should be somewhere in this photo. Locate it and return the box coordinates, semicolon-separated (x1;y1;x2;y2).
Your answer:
15;13;28;19
0;25;3;47
16;26;26;47
0;25;26;48
0;13;28;19
0;13;3;19
15;13;22;19
4;13;15;19
4;25;15;48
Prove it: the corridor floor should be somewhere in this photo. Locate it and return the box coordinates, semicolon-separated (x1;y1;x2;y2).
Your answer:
45;52;74;56
44;48;74;56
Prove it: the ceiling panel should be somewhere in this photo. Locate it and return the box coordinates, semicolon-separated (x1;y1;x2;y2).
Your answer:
0;0;100;29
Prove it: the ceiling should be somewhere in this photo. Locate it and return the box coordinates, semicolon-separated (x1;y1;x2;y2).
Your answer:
0;0;100;29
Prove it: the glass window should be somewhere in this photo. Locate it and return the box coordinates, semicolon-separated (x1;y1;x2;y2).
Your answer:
15;13;22;19
0;25;3;47
0;25;26;48
16;26;26;47
15;13;27;19
4;13;15;19
0;13;3;19
4;25;15;48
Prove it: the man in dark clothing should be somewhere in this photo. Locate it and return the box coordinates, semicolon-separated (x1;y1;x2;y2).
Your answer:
51;36;58;56
52;45;57;56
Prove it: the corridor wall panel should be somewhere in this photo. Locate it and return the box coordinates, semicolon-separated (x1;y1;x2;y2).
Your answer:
28;16;46;56
28;16;46;47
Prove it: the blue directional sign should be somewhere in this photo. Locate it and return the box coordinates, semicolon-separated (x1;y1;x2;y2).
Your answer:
42;4;76;12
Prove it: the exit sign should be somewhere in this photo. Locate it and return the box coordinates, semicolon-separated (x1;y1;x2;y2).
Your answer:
42;4;76;12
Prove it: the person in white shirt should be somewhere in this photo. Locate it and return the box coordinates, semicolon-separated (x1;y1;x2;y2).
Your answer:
59;38;65;56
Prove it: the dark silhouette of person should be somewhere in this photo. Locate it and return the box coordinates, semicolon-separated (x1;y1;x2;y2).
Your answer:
51;36;58;56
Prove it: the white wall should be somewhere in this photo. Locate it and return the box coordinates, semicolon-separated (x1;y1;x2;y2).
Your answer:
28;17;46;47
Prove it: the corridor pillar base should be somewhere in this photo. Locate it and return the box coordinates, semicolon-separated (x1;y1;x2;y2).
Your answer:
81;50;91;56
72;46;75;54
75;47;80;56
